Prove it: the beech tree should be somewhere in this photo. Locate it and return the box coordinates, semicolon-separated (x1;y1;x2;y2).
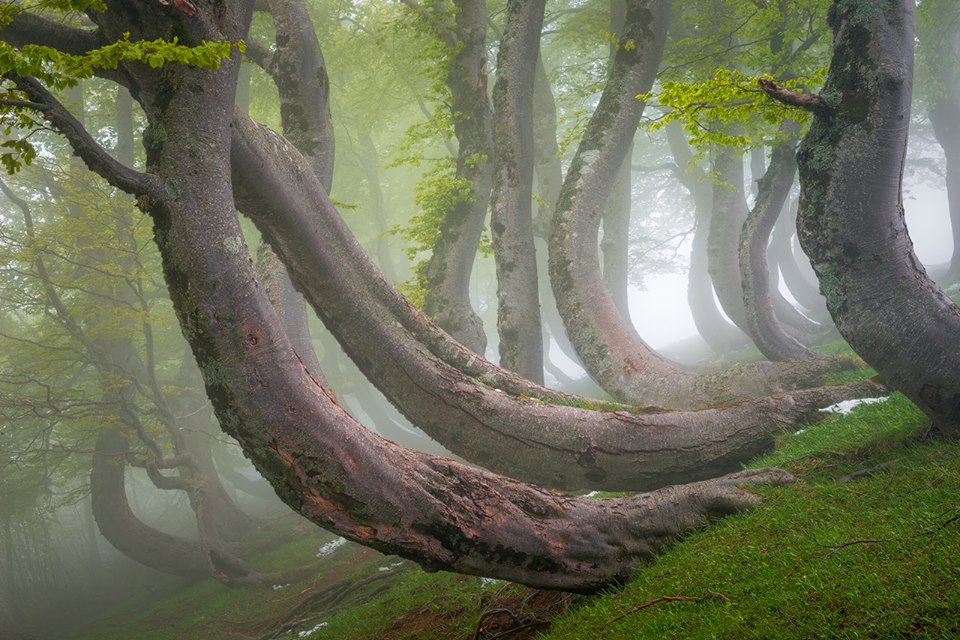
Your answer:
0;0;909;592
764;0;960;435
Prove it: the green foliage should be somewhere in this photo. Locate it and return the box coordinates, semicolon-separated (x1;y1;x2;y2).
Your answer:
0;3;244;172
643;68;826;150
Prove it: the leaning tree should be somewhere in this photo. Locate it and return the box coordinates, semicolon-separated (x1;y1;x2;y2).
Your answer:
762;0;960;436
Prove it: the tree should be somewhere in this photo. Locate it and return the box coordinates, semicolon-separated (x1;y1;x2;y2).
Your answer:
489;0;547;382
765;0;960;436
0;0;893;593
919;0;960;285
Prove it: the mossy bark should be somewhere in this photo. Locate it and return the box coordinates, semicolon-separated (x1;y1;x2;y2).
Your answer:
797;0;960;436
418;0;493;354
490;0;546;382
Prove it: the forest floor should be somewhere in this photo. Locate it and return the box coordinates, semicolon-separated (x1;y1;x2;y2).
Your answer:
74;390;960;640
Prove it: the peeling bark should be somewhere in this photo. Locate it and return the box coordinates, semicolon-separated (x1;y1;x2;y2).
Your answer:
797;0;960;436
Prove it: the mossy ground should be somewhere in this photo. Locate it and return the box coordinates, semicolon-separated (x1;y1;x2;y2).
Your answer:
76;391;960;640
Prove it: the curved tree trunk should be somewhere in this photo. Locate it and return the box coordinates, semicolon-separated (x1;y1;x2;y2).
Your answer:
739;138;822;360
231;113;885;490
769;203;831;323
665;122;750;354
790;0;960;436
9;0;885;592
547;0;852;407
90;429;214;580
417;0;493;354
602;147;633;321
490;0;545;382
40;5;805;591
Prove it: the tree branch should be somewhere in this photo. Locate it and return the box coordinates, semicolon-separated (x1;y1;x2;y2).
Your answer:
758;78;828;114
0;11;101;55
5;75;163;199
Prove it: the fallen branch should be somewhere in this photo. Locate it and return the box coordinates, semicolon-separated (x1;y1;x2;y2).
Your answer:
839;459;901;483
608;592;731;624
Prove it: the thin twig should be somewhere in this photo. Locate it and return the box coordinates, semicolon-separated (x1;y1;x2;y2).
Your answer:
609;592;730;624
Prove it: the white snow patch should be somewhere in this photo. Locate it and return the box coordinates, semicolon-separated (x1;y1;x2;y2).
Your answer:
315;537;348;557
481;577;503;587
584;491;600;498
297;622;328;637
378;561;405;572
819;396;890;416
272;583;291;590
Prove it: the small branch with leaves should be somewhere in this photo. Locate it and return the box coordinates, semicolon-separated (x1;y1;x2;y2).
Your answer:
758;78;828;115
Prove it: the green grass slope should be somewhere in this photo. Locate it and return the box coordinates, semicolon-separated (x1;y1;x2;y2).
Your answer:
77;392;960;640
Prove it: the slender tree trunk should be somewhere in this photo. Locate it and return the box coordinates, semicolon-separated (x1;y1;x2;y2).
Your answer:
602;146;633;321
792;0;960;436
739;137;821;360
711;144;827;347
769;203;831;322
601;0;634;321
929;94;960;285
531;56;583;370
665;122;749;354
418;0;493;354
490;0;546;382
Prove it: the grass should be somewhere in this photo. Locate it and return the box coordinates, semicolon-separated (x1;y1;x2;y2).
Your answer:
75;391;960;640
540;393;960;640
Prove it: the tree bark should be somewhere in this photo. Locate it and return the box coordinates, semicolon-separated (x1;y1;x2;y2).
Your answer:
231;113;885;490
418;0;493;354
602;147;634;321
929;92;960;286
795;0;960;436
490;0;546;382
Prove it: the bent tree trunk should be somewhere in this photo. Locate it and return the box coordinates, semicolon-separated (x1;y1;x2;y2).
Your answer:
25;0;807;591
231;113;885;490
490;0;546;382
770;203;831;323
9;0;885;591
548;0;851;407
791;0;960;436
664;122;749;354
739;137;822;361
416;0;492;354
